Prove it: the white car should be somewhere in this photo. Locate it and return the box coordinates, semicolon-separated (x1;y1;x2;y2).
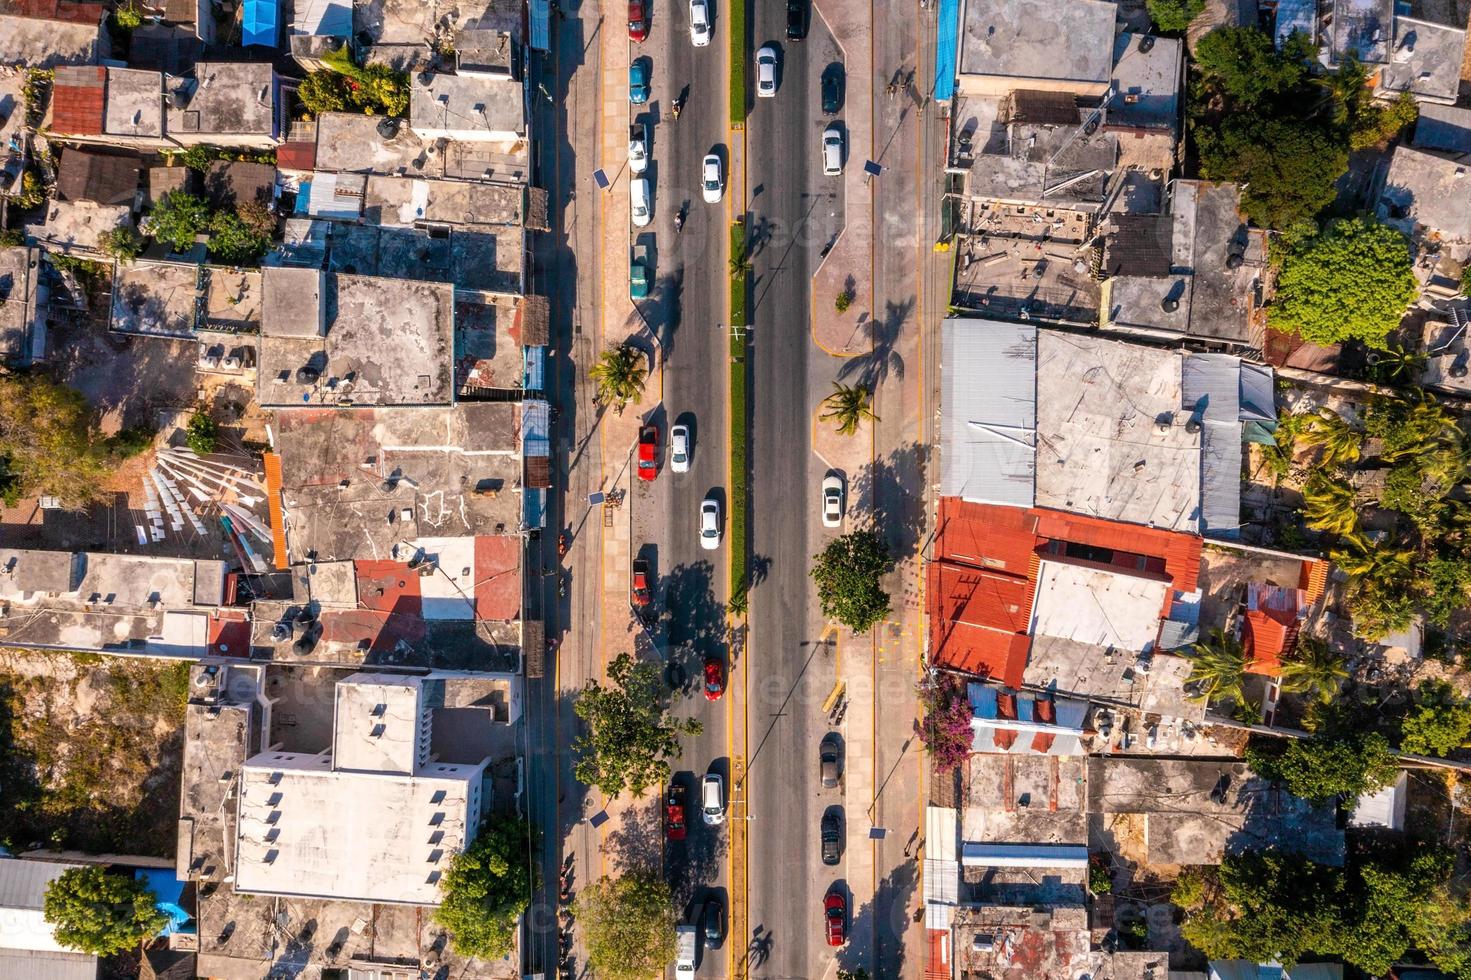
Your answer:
630;176;652;227
670;424;691;473
701;154;723;204
822;125;843;176
821;474;844;528
628;127;649;174
689;0;711;46
701;772;725;825
699;496;721;550
756;46;777;97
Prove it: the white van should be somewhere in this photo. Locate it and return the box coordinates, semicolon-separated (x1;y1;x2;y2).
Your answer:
675;924;698;976
630;177;652;227
701;772;725;825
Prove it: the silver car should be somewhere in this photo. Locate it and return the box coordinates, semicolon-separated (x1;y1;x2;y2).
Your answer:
670;424;691;473
756;46;778;98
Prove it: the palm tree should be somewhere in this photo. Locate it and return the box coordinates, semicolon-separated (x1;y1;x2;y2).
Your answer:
589;345;647;414
1185;629;1249;706
1300;473;1359;537
1277;634;1348;705
820;382;877;436
1329;532;1415;586
1298;409;1363;469
1369;345;1427;385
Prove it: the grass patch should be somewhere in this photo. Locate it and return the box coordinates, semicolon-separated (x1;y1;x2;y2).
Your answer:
728;0;747;123
729;220;750;613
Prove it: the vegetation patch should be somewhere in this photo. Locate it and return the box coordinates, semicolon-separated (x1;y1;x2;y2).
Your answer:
0;652;189;856
435;817;535;960
728;0;747;123
573;653;702;797
729;221;750;613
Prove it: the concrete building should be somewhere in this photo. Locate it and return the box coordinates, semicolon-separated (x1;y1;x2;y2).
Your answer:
234;672;488;905
0;9;105;68
0;856;100;980
110;259;263;338
354;0;520;70
46;66;171;150
1379;144;1471;244
0;244;48;366
0;549;237;658
24;199;131;257
1100;180;1267;347
954;0;1116;98
409;71;526;143
1377;16;1466;105
257;268;454;407
165;62;281;148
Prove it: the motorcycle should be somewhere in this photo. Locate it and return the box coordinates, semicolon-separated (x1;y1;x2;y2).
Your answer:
671;95;683;120
557;571;568;600
557;532;568;557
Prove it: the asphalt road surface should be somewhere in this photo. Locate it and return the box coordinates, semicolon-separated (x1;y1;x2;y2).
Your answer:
745;5;849;978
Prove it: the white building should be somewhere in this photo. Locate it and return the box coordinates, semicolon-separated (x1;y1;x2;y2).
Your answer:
234;672;488;906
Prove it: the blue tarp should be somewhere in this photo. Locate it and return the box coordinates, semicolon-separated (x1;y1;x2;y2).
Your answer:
242;0;279;47
136;868;195;937
934;0;960;103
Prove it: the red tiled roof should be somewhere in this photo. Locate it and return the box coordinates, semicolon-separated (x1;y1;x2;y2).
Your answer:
51;65;105;135
929;561;1032;686
207;610;250;658
474;535;521;621
275;141;316;171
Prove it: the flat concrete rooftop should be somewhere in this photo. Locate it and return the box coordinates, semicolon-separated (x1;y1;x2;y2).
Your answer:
958;0;1115;89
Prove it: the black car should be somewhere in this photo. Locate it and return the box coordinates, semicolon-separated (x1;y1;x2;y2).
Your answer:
821;810;842;866
702;896;725;949
786;0;807;39
821;64;843;114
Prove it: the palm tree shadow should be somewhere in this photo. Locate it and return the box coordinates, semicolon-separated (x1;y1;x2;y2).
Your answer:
837;296;914;390
847;440;930;562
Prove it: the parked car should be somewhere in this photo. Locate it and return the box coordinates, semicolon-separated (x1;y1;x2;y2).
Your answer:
821;474;844;528
629;123;649;174
756;46;778;97
631;177;652;226
821;809;842;866
669;423;691;472
630;242;651;299
702;896;725;949
629;58;651;103
701;153;723;203
821;63;843;113
637;424;659;479
699;496;721;550
689;0;711;46
824;889;846;946
701;772;725;825
703;656;724;701
665;779;688;841
786;0;807;39
632;558;652;607
819;732;842;788
822;125;843;175
628;0;649;41
675;924;698;977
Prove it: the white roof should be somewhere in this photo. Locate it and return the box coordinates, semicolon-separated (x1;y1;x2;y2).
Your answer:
940;318;1037;507
332;673;425;774
1029;559;1168;651
1349;771;1407;830
0;858;90;955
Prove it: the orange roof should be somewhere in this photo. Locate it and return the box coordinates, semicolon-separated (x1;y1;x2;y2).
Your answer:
474;535;521;621
275;141;317;171
1299;558;1330;606
51;65;105;135
937;497;1039;576
1032;507;1203;593
1244;608;1297;675
929;561;1032;686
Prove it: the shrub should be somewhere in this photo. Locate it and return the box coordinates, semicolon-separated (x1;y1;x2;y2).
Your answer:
1146;0;1203;32
99;224;145;262
185;411;218;456
835;290;853;313
1269;218;1416;347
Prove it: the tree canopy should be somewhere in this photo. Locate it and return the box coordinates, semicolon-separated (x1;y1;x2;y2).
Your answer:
0;374;112;507
573;652;702;797
1196;116;1347;232
208;202;275;265
810;529;893;633
1269;218;1417;347
42;866;165;956
1145;0;1203;32
1245;721;1398;802
435;818;534;961
572;873;678;980
1400;679;1471;757
145;191;209;252
917;677;974;773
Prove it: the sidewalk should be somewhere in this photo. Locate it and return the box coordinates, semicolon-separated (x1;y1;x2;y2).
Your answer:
810;0;875;358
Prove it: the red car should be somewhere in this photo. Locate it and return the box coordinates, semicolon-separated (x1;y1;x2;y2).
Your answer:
665;781;687;840
703;656;724;701
824;889;846;947
632;559;652;607
637;425;659;481
628;0;648;41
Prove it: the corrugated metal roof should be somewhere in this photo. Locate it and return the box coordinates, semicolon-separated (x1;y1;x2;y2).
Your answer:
0;858;74;910
1239;361;1276;423
940;319;1036;507
1200;422;1242;540
1182;353;1241;423
0;949;97;980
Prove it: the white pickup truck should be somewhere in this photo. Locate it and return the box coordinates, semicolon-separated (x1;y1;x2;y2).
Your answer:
675;924;698;977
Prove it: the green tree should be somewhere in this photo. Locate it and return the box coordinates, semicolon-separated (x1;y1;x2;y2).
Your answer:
1278;635;1348;705
1340;848;1452;976
1269;218;1417;346
1300;472;1359;537
1246;726;1398;802
179;144;215;172
0;374;111;507
297;71;351;115
1297;409;1363;469
208;210;272;265
1194;27;1313;107
1331;533;1418;640
1178;851;1344;967
589;345;648;414
1409;883;1471;978
573;652;702;797
1400;680;1471;757
145;191;209;253
810;529;893;633
1185;629;1249;706
820;382;877;436
1423;555;1471;627
435;819;534;960
1147;0;1203;31
42;866;165;956
12;169;44;209
185;410;218;455
99;224;145;262
1329;59;1418;151
1368;344;1428;385
573;873;678;980
1197;116;1348;231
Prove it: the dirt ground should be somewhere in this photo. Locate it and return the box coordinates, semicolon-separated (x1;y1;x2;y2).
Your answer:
0;649;188;857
